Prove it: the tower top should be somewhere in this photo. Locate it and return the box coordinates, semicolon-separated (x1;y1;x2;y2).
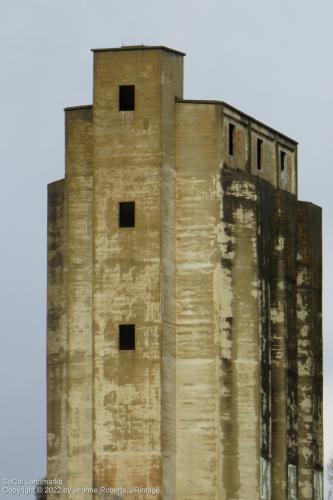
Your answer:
91;45;186;57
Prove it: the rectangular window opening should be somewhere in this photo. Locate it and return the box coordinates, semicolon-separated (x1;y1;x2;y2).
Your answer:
314;470;323;499
119;324;135;350
119;85;135;111
260;457;271;500
229;123;235;156
119;201;135;228
287;464;297;500
257;138;263;170
280;150;286;172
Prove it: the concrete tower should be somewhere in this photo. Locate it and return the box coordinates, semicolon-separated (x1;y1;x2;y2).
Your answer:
47;46;323;500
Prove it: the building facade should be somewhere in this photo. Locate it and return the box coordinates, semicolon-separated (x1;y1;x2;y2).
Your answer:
47;46;323;499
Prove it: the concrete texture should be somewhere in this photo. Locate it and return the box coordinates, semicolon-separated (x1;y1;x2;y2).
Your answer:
47;45;323;499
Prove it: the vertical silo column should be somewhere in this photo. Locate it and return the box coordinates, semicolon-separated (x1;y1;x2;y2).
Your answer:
220;172;262;500
297;201;322;499
65;107;93;498
270;190;298;500
91;47;183;493
47;180;68;500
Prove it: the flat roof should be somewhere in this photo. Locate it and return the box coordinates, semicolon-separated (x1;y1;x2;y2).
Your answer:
176;98;298;145
64;105;93;111
91;45;186;57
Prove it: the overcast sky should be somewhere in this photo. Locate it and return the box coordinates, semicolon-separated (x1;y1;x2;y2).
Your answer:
0;0;332;498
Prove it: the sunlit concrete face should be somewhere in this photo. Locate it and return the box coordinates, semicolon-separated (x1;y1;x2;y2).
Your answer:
47;46;323;499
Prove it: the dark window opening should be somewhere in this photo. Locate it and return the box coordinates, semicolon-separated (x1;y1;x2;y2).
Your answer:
119;201;135;227
280;151;286;172
119;85;135;111
229;123;235;156
119;324;135;350
257;138;263;170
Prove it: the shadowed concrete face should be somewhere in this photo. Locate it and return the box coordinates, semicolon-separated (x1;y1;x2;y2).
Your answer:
47;46;322;500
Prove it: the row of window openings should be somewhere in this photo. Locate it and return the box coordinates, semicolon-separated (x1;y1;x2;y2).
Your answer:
120;89;288;174
228;123;287;172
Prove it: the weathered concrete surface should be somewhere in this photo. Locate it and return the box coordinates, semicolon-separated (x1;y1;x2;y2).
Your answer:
47;180;67;500
46;45;323;500
269;190;298;500
92;49;162;491
175;103;221;499
223;109;249;172
160;50;183;500
220;171;276;500
297;202;322;499
220;173;261;499
92;48;183;498
65;107;93;499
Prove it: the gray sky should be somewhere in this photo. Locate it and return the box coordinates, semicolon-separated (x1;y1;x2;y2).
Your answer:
0;0;332;498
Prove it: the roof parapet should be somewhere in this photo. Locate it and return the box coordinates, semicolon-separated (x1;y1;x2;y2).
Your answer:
175;98;298;145
91;45;185;57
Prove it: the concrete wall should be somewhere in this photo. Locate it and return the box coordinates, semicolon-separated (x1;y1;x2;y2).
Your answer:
297;202;323;500
223;109;249;172
92;47;183;495
47;180;68;499
47;106;94;500
222;104;297;195
175;102;222;499
220;172;262;499
65;107;93;499
269;190;298;500
92;46;162;492
160;50;183;500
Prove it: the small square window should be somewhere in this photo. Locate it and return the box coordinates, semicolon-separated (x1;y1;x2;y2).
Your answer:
119;85;135;111
229;123;235;156
119;324;135;350
257;138;263;170
280;151;286;172
119;201;135;228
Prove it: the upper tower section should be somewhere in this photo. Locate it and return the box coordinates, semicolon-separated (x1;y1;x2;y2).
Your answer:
176;98;298;196
65;45;297;195
91;45;184;167
221;102;298;195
